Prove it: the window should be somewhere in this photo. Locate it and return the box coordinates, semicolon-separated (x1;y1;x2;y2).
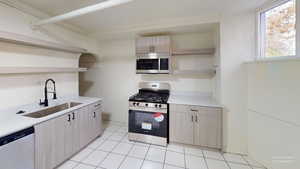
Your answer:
258;0;296;58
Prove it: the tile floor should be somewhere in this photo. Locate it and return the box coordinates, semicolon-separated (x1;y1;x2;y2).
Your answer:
56;121;267;169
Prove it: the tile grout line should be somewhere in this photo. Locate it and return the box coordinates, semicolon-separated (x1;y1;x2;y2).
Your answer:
77;137;111;168
73;123;248;169
138;143;151;169
104;124;167;168
183;147;187;169
70;160;81;169
202;149;210;169
242;155;254;169
241;155;260;169
116;140;136;169
163;146;167;168
221;153;232;169
72;125;120;169
98;128;129;169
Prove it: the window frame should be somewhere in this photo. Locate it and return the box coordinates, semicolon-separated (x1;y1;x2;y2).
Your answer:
256;0;298;60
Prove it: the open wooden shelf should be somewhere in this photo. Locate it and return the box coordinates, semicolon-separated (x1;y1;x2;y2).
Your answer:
0;31;87;54
172;48;215;56
173;66;216;77
0;67;87;74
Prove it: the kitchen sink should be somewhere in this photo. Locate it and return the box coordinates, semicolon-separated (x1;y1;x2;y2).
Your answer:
23;102;82;118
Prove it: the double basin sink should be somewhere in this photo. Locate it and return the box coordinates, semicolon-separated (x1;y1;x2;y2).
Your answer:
23;102;82;118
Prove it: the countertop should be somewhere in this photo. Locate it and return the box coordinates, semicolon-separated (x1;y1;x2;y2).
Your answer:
0;96;102;138
168;92;222;108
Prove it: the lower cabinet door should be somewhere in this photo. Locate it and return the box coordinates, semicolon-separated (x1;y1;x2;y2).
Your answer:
35;115;66;169
64;113;73;158
35;120;53;169
96;107;103;136
170;110;194;145
72;111;81;154
52;115;67;166
92;107;102;138
87;109;95;142
79;106;90;148
194;108;222;149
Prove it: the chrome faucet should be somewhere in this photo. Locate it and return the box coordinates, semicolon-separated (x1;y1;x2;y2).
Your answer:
40;79;57;107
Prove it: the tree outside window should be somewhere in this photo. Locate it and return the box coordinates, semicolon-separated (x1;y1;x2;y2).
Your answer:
261;0;296;57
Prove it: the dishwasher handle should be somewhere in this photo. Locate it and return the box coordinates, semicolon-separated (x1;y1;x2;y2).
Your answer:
0;127;34;146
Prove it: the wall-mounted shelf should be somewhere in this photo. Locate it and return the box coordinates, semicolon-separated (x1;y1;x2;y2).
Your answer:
0;67;87;74
0;31;87;54
173;67;216;77
172;48;215;56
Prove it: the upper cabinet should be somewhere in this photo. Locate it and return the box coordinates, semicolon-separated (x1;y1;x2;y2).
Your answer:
136;36;171;56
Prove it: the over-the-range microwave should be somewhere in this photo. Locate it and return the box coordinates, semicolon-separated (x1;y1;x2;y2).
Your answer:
136;55;170;74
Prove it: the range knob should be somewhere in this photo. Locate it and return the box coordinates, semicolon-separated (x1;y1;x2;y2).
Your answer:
155;104;158;108
133;102;136;106
145;103;148;107
158;104;162;108
136;102;140;106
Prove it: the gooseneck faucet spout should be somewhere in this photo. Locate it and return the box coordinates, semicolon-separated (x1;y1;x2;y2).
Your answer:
40;79;57;107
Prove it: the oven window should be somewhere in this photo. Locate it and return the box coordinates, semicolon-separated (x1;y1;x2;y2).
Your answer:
136;59;159;70
160;58;169;70
129;110;167;138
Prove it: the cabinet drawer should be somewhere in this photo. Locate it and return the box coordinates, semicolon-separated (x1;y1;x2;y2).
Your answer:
170;104;222;113
190;106;222;113
170;104;191;113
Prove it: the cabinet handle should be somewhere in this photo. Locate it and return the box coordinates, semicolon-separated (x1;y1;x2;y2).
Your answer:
191;115;194;122
195;115;198;122
191;109;198;112
93;112;96;118
72;112;75;120
68;114;71;122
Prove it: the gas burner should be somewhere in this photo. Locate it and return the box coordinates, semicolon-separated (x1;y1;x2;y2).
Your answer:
129;90;169;104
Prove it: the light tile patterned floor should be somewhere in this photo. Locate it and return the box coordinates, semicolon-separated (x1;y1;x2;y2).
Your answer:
56;121;267;169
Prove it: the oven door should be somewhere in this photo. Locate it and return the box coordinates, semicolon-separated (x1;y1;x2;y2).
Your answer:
136;58;159;74
129;110;167;138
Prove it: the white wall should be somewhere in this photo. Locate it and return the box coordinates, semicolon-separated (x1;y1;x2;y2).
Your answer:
247;60;300;169
86;16;254;155
219;12;255;154
0;2;97;109
84;32;216;123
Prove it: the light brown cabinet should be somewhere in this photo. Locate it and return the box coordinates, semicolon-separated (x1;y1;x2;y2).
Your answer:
170;110;194;145
170;104;222;149
82;101;102;145
79;106;90;148
64;111;81;158
136;36;171;55
35;114;67;169
90;106;102;139
35;101;103;169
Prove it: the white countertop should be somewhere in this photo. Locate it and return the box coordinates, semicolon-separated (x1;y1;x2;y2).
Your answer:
168;92;222;108
0;96;102;138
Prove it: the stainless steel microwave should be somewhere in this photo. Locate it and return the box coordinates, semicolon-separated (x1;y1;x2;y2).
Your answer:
136;56;170;74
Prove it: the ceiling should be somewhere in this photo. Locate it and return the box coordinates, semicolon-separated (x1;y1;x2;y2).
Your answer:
18;0;268;35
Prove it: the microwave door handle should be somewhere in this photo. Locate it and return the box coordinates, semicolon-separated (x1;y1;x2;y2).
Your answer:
158;58;161;71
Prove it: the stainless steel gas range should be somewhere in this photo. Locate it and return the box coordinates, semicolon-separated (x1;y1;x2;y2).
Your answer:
128;82;170;146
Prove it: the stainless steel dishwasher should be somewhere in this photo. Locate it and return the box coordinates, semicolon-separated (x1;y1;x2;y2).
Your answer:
0;127;35;169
